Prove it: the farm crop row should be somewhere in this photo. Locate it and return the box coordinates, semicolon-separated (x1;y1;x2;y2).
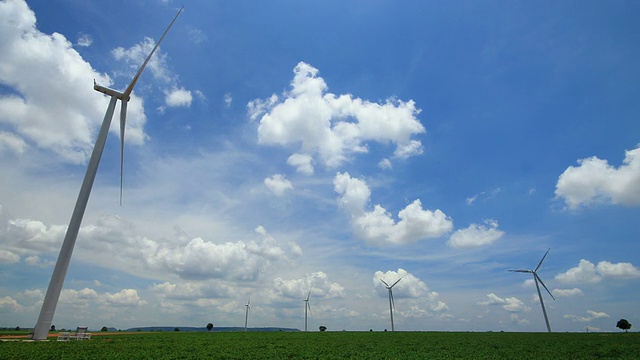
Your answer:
1;331;638;359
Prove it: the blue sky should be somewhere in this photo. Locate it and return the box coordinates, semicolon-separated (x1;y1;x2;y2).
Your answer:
1;0;639;332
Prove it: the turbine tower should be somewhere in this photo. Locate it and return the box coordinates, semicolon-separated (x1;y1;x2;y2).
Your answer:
31;8;183;340
303;289;311;332
244;296;251;331
379;277;402;331
509;248;556;333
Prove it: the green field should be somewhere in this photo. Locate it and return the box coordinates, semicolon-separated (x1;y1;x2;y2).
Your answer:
1;331;638;359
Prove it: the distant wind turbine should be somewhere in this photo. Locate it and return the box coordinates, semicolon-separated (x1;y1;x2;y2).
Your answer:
244;296;251;331
509;248;556;333
379;277;402;331
31;8;183;341
303;289;311;332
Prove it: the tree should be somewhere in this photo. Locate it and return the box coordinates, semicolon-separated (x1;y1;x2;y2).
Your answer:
206;323;213;332
319;326;327;332
616;319;632;332
174;327;180;332
50;325;55;331
101;326;108;332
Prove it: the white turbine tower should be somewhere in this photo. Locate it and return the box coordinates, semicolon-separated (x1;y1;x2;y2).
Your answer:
509;248;556;333
244;296;251;331
31;8;183;341
303;289;311;332
379;277;402;332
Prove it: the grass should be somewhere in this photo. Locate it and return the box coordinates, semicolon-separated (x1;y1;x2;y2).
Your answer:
1;331;638;359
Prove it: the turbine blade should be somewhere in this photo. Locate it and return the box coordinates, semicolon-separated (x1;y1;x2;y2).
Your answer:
535;273;555;300
379;278;390;287
535;248;550;272
390;277;403;288
509;269;532;273
123;6;183;98
119;100;127;206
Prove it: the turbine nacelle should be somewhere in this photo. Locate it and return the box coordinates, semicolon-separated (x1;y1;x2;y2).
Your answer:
93;81;129;101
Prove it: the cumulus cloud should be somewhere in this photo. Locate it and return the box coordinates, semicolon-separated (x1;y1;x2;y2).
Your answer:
76;33;93;47
334;172;452;245
0;249;20;264
374;269;448;313
551;288;584;298
1;217;67;257
112;37;171;83
264;174;293;196
555;259;640;283
477;293;531;313
287;153;314;175
271;272;345;299
563;310;610;322
104;289;146;306
1;209;302;283
165;87;193;107
248;62;425;174
0;131;27;154
555;145;640;209
448;219;504;248
0;0;148;164
0;296;24;312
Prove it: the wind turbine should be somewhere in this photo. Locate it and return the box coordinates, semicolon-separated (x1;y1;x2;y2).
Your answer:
244;296;251;331
509;248;556;333
303;289;311;332
31;8;183;341
379;277;402;331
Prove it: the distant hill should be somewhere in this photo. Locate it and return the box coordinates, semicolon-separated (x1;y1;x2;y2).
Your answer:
124;326;300;332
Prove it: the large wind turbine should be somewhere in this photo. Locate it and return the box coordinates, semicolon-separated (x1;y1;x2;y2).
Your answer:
31;8;183;341
509;248;556;333
379;277;402;331
244;296;251;331
303;289;311;332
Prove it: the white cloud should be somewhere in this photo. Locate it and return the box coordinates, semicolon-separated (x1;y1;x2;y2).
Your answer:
76;33;92;47
271;272;345;299
596;261;640;278
0;249;20;264
563;310;610;322
264;174;293;196
249;62;425;171
556;259;640;284
287;153;314;175
555;145;640;209
0;0;140;164
334;172;452;245
1;210;301;283
165;87;193;107
448;219;504;248
25;255;54;268
477;293;531;313
555;259;602;284
112;37;171;83
0;131;27;154
0;296;24;312
378;158;392;170
551;288;584;297
394;139;424;159
104;289;146;306
224;93;232;107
